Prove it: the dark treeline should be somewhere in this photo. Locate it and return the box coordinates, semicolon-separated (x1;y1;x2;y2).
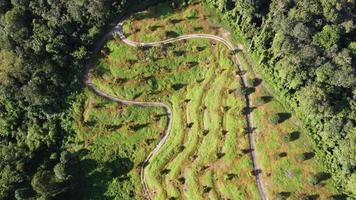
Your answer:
0;0;165;199
204;0;355;196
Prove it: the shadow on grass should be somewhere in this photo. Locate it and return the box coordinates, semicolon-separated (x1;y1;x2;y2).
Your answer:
260;96;273;103
80;156;134;198
251;169;262;176
165;30;180;38
303;152;315;160
252;78;262;87
169;18;184;24
172;83;187;91
129;123;149;131
316;172;331;182
277;112;291;123
289;131;300;141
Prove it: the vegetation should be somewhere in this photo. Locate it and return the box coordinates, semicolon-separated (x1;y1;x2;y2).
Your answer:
0;0;354;199
0;0;166;199
269;114;281;125
204;0;355;197
90;4;259;198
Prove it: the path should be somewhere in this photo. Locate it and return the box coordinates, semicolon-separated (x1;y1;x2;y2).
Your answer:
84;18;267;200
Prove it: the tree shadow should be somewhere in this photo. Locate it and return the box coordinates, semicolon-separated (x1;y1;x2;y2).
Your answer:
303;152;315;160
172;83;187;91
129;123;149;131
278;192;291;199
327;194;348;200
260;96;273;103
148;25;163;31
242;149;253;154
203;186;212;193
80;156;134;198
251;169;262;176
186;61;198;68
289;131;300;141
216;152;225;159
316;172;331;182
194;26;203;31
202;130;209;136
277;112;291;123
173;50;186;56
160;168;170;175
178;177;185;184
245;87;256;95
252;78;262;87
107;157;134;177
145;138;155;145
242;106;256;115
132;12;149;21
302;194;319;200
186;122;194;128
165;30;179;38
169;18;184;24
279;152;287;158
196;46;206;51
222;129;228;136
105;124;122;131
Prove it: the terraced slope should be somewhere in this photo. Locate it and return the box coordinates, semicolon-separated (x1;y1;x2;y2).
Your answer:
89;32;260;199
79;2;338;200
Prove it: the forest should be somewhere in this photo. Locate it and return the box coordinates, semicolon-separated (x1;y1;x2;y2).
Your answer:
0;0;164;199
0;0;354;199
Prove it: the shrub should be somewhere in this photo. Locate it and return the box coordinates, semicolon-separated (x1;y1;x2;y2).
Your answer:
296;153;306;161
185;9;197;19
276;192;290;200
236;87;246;96
255;97;265;104
283;134;292;142
309;176;319;185
269;114;281;124
247;79;254;87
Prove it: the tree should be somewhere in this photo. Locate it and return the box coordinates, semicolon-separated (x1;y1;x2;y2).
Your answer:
269;114;281;124
296;85;330;117
313;25;340;49
0;165;22;199
296;153;306;161
14;188;33;200
54;163;70;181
309;176;319;185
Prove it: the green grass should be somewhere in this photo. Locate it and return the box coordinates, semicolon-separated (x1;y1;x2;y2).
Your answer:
72;91;166;199
87;2;257;199
237;51;337;198
74;1;338;199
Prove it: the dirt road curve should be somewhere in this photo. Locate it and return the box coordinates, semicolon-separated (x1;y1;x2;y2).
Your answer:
84;18;267;200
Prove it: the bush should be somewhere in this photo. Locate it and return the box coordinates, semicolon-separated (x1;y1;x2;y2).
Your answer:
185;9;197;19
309;176;319;185
296;153;306;161
255;97;265;104
283;134;292;142
276;192;289;200
269;114;281;124
247;79;254;87
236;87;246;96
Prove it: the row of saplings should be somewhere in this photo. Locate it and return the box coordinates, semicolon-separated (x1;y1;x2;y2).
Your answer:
239;79;343;200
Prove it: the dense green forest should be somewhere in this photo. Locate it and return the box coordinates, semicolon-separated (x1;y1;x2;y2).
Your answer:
204;0;355;196
0;0;354;199
0;0;165;199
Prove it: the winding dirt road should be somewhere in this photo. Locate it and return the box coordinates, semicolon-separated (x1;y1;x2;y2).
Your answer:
84;18;267;200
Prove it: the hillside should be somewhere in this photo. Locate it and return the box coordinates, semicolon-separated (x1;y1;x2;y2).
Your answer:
0;0;354;199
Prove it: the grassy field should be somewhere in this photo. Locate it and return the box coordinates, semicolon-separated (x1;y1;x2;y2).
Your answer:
75;1;338;200
71;91;166;199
